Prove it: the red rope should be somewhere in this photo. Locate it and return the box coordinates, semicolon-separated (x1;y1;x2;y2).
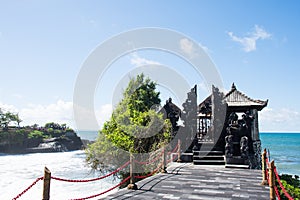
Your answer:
274;167;294;200
134;151;163;165
134;163;163;179
266;168;269;183
52;161;130;183
69;176;131;200
274;185;281;200
167;152;178;164
265;157;269;182
167;145;178;155
12;177;43;200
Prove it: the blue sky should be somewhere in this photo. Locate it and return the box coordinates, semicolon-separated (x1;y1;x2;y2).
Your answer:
0;1;300;132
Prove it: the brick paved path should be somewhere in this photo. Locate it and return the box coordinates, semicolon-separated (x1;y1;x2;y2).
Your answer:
105;163;269;200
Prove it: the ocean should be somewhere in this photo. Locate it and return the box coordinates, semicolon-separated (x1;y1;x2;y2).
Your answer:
260;132;300;177
1;131;299;200
75;131;300;176
0;130;116;200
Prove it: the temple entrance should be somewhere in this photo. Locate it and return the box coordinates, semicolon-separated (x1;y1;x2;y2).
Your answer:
162;83;268;169
196;83;268;168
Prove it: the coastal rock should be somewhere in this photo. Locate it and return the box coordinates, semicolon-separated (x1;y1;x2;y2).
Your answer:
0;130;84;154
26;134;84;153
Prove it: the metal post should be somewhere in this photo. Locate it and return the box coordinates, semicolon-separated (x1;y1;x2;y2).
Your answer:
269;160;276;200
261;148;268;185
127;154;137;190
177;139;182;162
43;167;51;200
161;147;167;173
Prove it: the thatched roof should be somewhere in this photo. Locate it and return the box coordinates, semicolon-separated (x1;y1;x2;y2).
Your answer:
198;83;268;112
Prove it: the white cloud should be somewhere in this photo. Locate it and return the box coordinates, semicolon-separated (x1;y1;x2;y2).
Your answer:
198;42;211;54
3;101;300;132
0;101;114;130
0;102;19;113
20;100;74;127
198;82;208;92
259;107;300;132
130;53;160;67
179;38;197;58
179;38;210;58
228;25;271;52
95;104;113;128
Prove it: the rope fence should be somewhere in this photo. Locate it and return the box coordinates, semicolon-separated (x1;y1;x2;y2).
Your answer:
262;148;295;200
12;177;44;200
69;176;131;200
274;167;294;200
12;140;181;200
51;161;130;183
134;163;163;179
133;150;164;165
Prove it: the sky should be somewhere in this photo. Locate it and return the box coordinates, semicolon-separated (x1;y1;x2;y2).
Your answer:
0;1;300;132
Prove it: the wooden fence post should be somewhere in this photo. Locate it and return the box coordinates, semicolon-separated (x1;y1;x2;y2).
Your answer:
43;167;51;200
161;147;167;173
127;154;137;190
269;160;276;200
177;139;182;162
261;148;268;185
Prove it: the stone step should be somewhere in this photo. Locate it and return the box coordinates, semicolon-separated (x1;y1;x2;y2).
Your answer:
193;150;224;156
225;164;249;169
193;159;225;165
193;149;225;165
193;155;225;160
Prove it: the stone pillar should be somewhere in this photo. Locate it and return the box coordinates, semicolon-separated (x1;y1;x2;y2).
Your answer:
250;109;262;169
251;109;259;141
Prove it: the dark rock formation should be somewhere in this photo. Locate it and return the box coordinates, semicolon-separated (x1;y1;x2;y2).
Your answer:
0;130;84;154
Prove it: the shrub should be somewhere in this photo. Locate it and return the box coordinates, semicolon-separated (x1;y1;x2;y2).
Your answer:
28;130;44;139
278;174;300;199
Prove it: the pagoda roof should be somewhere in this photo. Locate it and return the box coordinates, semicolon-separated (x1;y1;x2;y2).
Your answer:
224;83;268;111
160;97;182;117
198;83;268;112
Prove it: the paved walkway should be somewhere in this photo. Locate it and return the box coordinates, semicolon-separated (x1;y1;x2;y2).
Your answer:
105;163;269;200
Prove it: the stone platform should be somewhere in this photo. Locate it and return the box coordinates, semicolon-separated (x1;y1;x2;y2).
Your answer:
105;162;269;200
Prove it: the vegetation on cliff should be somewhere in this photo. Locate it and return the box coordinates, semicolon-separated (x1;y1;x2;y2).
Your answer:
0;109;81;153
86;74;171;174
278;174;300;199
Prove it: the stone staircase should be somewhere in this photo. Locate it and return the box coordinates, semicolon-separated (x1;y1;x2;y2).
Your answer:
191;143;225;165
193;149;225;165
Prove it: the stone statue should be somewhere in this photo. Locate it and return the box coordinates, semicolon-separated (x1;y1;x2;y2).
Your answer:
240;136;249;159
228;112;238;125
225;135;234;157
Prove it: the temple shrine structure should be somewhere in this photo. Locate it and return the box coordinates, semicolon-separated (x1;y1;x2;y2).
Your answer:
163;83;268;169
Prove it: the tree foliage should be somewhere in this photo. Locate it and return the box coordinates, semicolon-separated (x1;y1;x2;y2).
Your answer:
0;109;22;129
28;130;45;139
86;74;172;171
278;174;300;199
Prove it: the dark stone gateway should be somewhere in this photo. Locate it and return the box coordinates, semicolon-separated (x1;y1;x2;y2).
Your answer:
162;83;268;169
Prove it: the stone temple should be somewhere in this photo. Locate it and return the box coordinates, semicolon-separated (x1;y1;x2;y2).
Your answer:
162;83;268;169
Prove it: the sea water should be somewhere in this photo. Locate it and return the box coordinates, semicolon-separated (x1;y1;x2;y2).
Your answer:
0;139;117;199
1;131;299;199
0;151;117;200
78;131;300;176
261;132;300;176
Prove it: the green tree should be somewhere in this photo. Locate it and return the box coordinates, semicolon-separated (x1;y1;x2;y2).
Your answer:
86;74;171;171
0;111;21;129
28;130;44;139
10;113;22;127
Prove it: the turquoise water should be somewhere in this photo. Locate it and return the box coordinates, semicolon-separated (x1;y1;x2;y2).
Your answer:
77;131;300;176
77;130;99;141
261;132;300;176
